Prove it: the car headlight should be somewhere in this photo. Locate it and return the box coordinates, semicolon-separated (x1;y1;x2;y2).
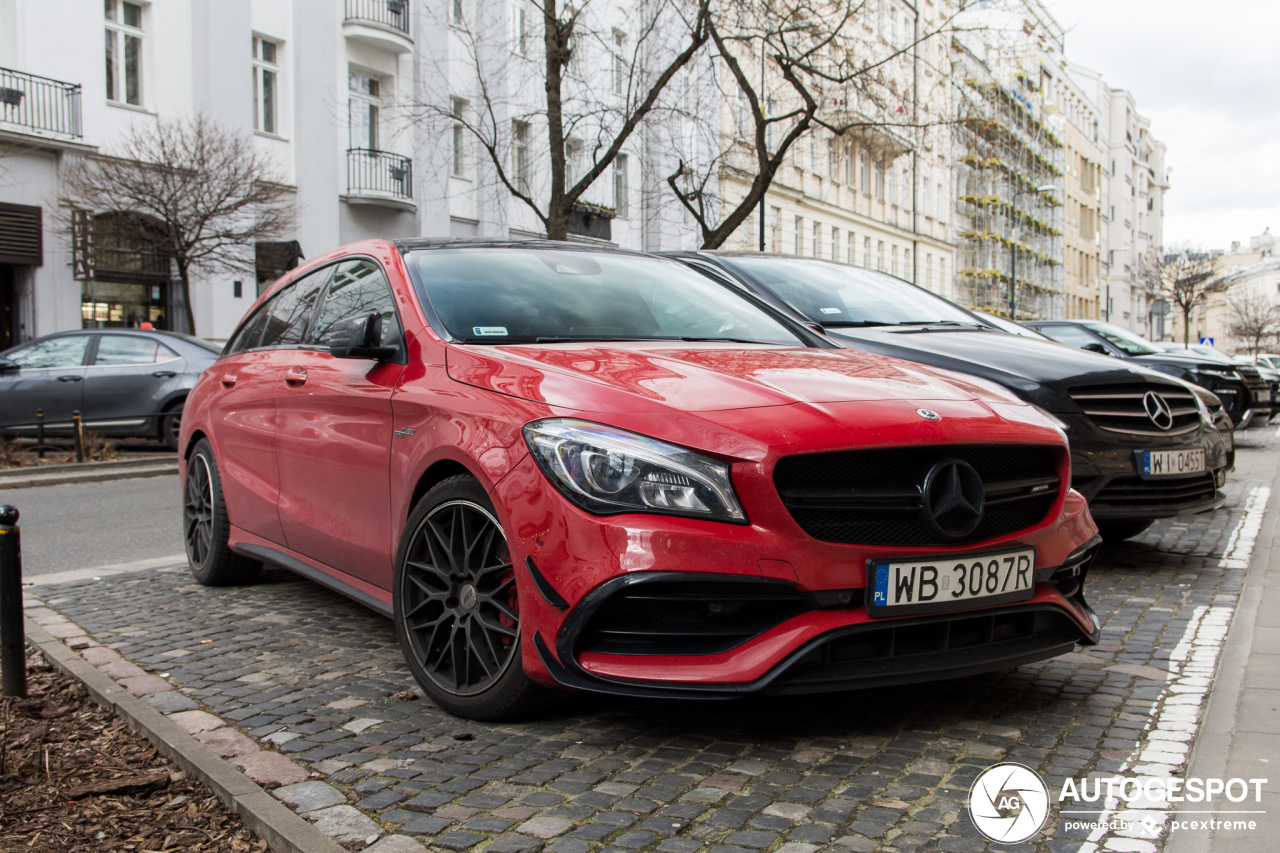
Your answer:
1195;367;1239;379
523;419;747;523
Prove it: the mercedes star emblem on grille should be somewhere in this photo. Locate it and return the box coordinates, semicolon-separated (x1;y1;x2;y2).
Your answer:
916;408;942;421
922;459;986;539
1142;390;1175;430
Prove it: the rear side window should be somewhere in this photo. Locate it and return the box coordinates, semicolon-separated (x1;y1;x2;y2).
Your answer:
8;335;91;368
259;269;330;348
310;259;403;350
224;306;271;356
95;336;179;365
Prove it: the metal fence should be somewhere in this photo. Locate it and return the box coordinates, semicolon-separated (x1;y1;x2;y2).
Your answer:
0;66;82;138
344;0;410;34
347;149;413;200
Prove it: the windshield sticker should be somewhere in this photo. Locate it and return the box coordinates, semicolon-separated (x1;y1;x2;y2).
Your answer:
820;308;842;315
472;326;508;336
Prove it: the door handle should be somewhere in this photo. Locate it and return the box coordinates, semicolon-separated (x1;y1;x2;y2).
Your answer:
220;372;238;387
152;370;178;378
285;368;308;385
57;375;82;382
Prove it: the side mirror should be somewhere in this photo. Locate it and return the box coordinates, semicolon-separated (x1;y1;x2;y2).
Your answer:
329;312;397;360
803;321;826;335
0;358;18;374
1082;342;1112;356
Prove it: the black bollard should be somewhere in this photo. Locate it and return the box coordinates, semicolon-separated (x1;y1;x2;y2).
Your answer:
72;410;84;463
36;409;45;460
0;505;25;698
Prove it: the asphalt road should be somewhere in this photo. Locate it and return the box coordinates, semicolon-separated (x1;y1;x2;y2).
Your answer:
0;474;185;577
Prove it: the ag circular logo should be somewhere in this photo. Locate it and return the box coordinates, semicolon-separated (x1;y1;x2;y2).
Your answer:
969;763;1049;843
916;408;942;421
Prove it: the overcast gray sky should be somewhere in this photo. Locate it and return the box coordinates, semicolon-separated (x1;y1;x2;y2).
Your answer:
1045;0;1280;252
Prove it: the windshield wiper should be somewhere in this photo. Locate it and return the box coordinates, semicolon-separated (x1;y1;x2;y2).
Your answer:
813;320;892;328
676;336;778;345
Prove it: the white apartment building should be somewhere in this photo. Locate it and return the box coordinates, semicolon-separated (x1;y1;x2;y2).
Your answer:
1068;63;1169;335
715;0;958;297
0;0;697;343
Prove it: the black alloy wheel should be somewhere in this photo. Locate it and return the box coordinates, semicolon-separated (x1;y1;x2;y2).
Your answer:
394;475;557;719
183;438;262;586
162;405;183;451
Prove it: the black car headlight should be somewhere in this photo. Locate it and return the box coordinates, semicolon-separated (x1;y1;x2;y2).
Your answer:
523;419;747;523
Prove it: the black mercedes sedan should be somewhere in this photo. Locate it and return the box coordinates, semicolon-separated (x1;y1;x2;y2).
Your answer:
0;329;220;449
666;252;1232;541
1024;320;1272;430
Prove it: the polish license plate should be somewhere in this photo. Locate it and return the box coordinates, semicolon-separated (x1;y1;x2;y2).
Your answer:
866;548;1036;617
1137;448;1206;478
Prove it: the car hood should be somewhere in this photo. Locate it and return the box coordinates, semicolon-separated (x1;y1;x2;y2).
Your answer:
445;342;1012;414
821;325;1167;405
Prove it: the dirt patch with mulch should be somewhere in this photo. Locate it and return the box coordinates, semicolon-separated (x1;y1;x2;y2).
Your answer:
0;436;120;469
0;647;264;852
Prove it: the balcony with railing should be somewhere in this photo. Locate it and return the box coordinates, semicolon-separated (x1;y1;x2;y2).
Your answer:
0;67;82;140
344;0;412;52
346;149;414;210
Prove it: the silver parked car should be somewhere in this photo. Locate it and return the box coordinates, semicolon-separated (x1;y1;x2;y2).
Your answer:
0;329;221;449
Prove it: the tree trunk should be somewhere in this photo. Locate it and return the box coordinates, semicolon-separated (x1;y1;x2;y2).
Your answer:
177;260;196;336
1182;306;1191;347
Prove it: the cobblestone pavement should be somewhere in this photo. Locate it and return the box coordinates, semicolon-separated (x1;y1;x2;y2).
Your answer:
21;430;1280;853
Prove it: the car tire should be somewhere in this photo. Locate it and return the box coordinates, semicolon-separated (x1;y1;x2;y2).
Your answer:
161;403;183;451
393;474;559;720
1097;519;1155;542
183;438;262;586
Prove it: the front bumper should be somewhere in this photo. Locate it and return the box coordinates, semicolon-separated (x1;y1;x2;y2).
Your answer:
494;449;1101;698
1061;413;1230;520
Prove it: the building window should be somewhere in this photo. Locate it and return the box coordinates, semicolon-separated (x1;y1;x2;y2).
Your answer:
861;151;871;193
512;120;530;194
812;221;821;258
847;231;855;264
888;167;896;206
846;143;854;186
795;216;803;255
451;0;464;25
940;257;946;293
451;98;468;177
922;177;931;219
612;30;627;95
926;254;933;289
810;136;818;174
564;139;583;187
512;2;528;55
253;37;280;135
349;72;381;149
891;245;898;275
875;159;885;201
736;92;750;139
937;182;944;220
613;154;629;218
877;240;885;271
828;141;837;180
770;207;781;251
864;236;871;267
765;99;776;150
904;248;911;279
105;0;144;106
831;227;839;261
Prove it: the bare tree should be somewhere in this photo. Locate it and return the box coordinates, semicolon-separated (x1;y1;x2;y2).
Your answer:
1136;247;1224;346
1228;288;1280;357
60;114;294;334
669;0;965;248
419;0;712;241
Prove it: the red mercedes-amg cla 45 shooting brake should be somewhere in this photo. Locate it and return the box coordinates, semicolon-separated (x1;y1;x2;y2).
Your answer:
180;240;1102;719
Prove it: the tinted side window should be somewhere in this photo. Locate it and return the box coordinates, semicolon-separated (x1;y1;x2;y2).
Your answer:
224;306;272;356
310;259;402;350
8;336;91;368
259;269;329;348
94;336;179;365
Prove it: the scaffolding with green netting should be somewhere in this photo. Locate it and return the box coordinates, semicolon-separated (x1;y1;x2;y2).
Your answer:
953;65;1065;320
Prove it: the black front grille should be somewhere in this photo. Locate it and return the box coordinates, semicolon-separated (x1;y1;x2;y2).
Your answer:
1069;383;1200;436
578;579;807;656
765;605;1083;693
773;445;1059;547
1092;472;1217;508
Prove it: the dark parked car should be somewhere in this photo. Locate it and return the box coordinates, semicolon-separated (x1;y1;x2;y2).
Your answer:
1024;320;1272;430
0;329;220;449
180;239;1102;719
665;253;1232;542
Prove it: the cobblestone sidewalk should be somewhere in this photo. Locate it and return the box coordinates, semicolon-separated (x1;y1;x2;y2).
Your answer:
22;433;1280;853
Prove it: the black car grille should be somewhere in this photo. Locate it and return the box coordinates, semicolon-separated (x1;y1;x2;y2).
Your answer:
577;578;807;656
1069;383;1201;436
773;445;1060;547
1091;472;1217;509
764;605;1083;694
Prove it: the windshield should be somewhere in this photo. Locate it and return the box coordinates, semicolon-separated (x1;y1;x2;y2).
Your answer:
724;257;981;327
1084;323;1162;355
975;312;1050;340
407;248;807;346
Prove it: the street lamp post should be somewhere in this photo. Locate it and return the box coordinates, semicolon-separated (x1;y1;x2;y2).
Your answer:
1008;184;1056;318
